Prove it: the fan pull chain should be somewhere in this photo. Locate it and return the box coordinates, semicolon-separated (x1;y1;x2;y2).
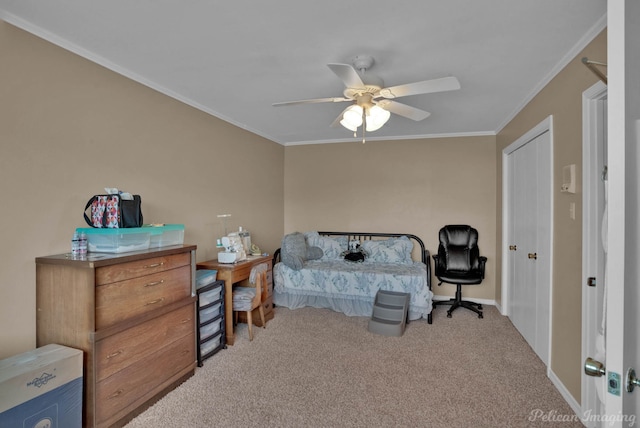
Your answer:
361;107;367;144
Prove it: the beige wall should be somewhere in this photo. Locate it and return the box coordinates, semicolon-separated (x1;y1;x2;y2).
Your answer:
284;136;497;301
1;15;607;407
0;22;284;358
496;30;607;401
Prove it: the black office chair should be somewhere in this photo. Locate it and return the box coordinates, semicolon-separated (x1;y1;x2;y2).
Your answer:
432;225;487;319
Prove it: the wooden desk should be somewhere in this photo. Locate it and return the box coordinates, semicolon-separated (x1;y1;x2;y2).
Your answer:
197;255;273;346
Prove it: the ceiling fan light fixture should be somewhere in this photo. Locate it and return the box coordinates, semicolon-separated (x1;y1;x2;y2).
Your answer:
365;105;391;132
340;105;363;131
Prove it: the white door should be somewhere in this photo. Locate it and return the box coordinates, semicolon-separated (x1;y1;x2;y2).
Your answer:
510;140;538;352
602;0;640;424
503;118;553;366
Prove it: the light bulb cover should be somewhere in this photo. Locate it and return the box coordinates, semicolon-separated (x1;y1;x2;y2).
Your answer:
365;105;391;132
340;105;363;131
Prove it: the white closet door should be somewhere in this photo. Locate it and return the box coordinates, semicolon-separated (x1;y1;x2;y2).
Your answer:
506;127;552;366
510;140;538;352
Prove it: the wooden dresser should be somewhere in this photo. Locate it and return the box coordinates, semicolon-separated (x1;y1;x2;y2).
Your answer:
35;245;197;428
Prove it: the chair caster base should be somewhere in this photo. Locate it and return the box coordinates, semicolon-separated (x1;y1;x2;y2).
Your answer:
434;296;483;319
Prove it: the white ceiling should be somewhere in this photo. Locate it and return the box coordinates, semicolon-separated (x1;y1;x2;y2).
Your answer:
0;1;607;146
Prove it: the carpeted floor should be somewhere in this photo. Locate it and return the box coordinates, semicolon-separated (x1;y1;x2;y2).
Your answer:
125;305;582;428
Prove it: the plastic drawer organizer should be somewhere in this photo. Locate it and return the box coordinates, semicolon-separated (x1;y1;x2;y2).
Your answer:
195;270;225;366
76;224;184;253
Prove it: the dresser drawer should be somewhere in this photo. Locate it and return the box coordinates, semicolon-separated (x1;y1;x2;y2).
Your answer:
95;332;195;425
96;303;195;382
96;252;191;285
96;265;191;328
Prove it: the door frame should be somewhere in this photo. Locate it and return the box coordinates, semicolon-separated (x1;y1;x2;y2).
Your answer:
501;115;554;370
606;0;640;422
580;80;607;426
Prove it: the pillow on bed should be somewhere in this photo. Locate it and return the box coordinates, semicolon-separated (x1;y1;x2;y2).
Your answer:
281;232;323;270
361;236;413;264
304;231;347;260
306;245;324;260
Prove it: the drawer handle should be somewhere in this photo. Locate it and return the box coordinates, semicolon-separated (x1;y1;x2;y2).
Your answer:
108;389;124;399
106;350;123;360
145;298;165;306
144;279;165;287
144;262;164;269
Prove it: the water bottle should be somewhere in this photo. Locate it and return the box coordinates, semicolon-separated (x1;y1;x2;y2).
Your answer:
78;231;87;256
71;232;80;258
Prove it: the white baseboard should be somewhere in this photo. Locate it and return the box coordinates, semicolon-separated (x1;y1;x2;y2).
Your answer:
548;368;582;420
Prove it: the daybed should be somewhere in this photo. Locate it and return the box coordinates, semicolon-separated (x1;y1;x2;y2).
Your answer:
273;231;433;324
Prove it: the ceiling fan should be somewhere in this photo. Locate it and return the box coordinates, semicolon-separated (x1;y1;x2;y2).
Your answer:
273;55;460;140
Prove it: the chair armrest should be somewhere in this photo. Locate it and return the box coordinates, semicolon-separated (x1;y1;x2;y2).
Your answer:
432;253;446;277
478;256;487;279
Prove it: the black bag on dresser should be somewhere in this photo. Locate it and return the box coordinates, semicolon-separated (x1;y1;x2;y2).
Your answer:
84;194;143;228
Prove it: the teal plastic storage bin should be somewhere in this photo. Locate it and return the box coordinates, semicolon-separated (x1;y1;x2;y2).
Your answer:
76;227;151;253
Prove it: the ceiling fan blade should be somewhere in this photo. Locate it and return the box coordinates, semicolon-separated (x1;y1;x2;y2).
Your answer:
376;100;431;121
327;63;365;88
272;97;350;107
378;76;460;99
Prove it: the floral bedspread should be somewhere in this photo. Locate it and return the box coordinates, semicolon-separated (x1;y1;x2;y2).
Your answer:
274;259;433;319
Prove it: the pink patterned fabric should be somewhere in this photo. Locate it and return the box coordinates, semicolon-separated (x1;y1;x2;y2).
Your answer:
90;195;120;228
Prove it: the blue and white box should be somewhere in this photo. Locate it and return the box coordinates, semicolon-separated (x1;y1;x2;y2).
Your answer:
0;344;83;428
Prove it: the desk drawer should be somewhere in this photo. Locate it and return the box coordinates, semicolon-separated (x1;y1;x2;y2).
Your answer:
96;303;195;382
96;265;191;328
95;332;195;425
96;252;190;285
238;295;273;327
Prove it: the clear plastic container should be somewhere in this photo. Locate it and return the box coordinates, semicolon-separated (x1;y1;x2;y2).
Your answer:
200;333;223;356
76;228;151;253
148;224;185;248
199;287;222;307
199;303;222;324
195;270;218;289
199;318;222;340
